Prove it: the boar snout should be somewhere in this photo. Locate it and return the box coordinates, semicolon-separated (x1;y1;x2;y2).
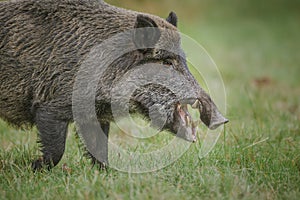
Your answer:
207;109;229;130
195;96;229;130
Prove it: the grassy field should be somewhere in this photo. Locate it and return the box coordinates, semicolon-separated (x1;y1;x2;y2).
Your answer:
1;0;299;199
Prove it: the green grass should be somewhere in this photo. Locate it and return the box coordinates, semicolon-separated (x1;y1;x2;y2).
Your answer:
1;0;300;199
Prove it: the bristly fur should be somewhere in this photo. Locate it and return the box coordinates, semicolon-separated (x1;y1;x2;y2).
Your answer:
0;0;223;170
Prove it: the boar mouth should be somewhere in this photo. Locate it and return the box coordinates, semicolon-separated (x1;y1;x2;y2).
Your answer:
175;104;198;142
174;99;229;142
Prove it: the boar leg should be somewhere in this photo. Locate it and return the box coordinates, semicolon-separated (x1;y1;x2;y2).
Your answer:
32;108;68;171
86;121;110;170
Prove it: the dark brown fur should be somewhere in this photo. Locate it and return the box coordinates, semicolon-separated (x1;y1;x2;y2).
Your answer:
0;0;227;170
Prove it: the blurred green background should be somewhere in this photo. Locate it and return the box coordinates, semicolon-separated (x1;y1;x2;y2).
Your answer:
1;0;299;199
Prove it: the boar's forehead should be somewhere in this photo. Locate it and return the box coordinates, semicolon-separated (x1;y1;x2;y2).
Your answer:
156;28;181;52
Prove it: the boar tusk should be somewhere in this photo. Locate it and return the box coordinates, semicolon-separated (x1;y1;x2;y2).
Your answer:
185;115;191;126
191;99;200;109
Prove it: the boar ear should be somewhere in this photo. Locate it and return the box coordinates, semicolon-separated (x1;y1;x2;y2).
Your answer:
166;11;178;27
133;15;161;49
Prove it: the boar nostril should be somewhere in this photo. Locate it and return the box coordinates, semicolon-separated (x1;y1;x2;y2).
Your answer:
209;117;229;130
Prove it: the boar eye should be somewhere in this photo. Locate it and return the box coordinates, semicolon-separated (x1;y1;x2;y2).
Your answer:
154;49;162;57
162;59;174;67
